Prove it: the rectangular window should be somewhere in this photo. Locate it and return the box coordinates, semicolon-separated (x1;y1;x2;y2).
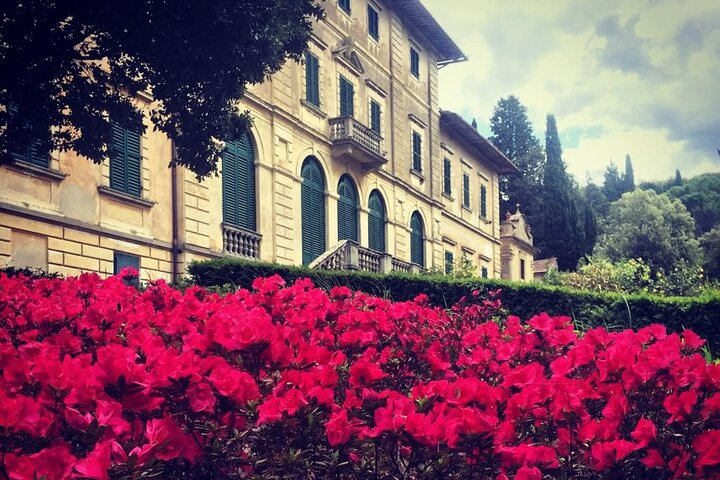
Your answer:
520;259;526;280
481;266;488;278
305;52;320;107
480;184;487;218
462;173;470;208
8;104;49;168
443;158;452;195
338;0;351;13
109;122;142;197
445;251;454;275
410;47;420;78
339;76;354;117
411;131;422;172
370;100;381;134
114;252;140;286
368;5;379;40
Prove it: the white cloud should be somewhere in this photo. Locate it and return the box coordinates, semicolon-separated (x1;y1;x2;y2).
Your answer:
425;0;720;183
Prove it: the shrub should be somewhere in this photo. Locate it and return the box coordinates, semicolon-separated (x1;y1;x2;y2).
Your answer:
1;271;720;479
188;258;720;353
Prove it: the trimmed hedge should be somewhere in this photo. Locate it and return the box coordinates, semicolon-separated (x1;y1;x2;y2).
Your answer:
188;258;720;352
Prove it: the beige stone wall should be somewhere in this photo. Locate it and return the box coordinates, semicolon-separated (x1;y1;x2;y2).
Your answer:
2;0;516;281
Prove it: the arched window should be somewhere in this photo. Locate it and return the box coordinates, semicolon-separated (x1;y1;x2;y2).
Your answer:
222;130;256;231
337;174;358;242
368;190;386;252
301;157;326;265
410;211;424;267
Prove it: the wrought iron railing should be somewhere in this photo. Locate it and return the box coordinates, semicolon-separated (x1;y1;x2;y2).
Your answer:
222;224;261;259
329;116;383;157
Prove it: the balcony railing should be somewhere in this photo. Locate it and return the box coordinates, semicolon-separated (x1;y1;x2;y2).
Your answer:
222;224;261;259
309;240;422;275
328;116;386;171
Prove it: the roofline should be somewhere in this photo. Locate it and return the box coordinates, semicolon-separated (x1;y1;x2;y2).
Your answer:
389;0;467;65
439;110;520;175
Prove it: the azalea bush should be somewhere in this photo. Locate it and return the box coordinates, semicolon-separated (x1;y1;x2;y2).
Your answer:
1;271;719;480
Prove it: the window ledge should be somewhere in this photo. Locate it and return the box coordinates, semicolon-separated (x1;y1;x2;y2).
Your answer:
410;168;425;183
300;99;326;118
479;215;492;224
98;186;155;208
442;192;454;201
5;160;66;182
462;205;472;213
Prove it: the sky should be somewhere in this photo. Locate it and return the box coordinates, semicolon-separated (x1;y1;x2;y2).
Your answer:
423;0;720;184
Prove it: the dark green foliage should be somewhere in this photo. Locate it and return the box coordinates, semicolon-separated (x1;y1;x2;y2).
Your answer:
0;0;323;178
700;225;720;279
538;114;583;270
594;189;702;273
188;258;720;353
582;200;598;256
488;96;544;216
665;173;720;235
584;181;609;218
674;169;683;187
603;162;626;202
624;154;635;192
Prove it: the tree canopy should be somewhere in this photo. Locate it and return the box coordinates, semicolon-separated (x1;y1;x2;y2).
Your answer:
0;0;323;178
594;189;702;273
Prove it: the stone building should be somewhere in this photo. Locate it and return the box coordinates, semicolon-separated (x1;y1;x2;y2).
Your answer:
500;206;540;282
0;0;525;282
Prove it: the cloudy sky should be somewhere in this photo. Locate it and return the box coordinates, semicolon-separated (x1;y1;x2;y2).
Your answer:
423;0;720;184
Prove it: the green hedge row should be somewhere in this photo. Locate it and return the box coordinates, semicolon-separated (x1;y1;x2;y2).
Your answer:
188;258;720;352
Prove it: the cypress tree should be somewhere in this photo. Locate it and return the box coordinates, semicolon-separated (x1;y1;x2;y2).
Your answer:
624;154;635;193
539;114;583;270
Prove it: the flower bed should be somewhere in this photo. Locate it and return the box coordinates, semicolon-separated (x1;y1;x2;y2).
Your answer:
0;271;719;479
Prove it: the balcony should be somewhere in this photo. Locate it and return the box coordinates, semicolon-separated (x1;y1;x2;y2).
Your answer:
328;116;386;171
309;240;423;275
222;224;261;259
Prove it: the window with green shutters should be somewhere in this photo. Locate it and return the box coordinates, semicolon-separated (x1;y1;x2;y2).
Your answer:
368;190;386;253
7;104;49;168
410;211;424;267
412;131;422;172
222;130;256;231
481;266;488;278
370;100;381;134
443;158;452;196
337;174;358;242
305;52;320;107
444;251;454;275
462;173;470;208
367;5;379;40
109;122;142;197
301;157;326;265
410;47;420;78
339;76;354;117
338;0;351;14
480;184;488;218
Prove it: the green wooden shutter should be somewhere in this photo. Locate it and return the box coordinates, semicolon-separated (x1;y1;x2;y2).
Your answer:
305;53;319;107
462;174;470;208
410;212;424;267
222;131;256;231
443;158;451;195
412;132;421;172
410;48;420;78
370;101;381;134
302;158;326;265
368;190;386;253
337;175;358;242
110;122;141;197
8;104;49;168
480;185;487;218
340;76;354;117
368;5;379;40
